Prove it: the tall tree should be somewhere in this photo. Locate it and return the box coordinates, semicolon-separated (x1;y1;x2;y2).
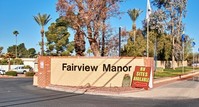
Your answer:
7;43;36;58
4;53;15;70
56;0;122;56
152;0;188;69
127;9;142;42
45;17;74;56
13;30;19;58
121;29;146;56
33;13;51;56
27;48;36;58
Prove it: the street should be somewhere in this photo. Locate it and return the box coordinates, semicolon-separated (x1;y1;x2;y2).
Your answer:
0;78;198;107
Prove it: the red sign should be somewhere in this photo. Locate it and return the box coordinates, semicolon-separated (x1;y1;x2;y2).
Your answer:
131;66;152;90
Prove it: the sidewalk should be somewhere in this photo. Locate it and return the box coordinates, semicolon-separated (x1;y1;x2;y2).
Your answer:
46;71;199;99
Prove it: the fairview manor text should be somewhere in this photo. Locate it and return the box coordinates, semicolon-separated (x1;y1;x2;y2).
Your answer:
62;63;132;72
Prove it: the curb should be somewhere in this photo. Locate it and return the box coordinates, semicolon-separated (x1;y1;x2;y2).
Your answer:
44;71;199;98
154;71;199;84
45;86;144;98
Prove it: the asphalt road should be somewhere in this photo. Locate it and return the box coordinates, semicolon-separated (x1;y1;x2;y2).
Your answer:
0;78;198;107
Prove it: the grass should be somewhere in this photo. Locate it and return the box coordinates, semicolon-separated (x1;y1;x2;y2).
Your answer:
154;67;198;78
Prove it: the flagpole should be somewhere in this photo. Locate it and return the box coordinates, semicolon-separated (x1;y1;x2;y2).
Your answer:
146;0;151;58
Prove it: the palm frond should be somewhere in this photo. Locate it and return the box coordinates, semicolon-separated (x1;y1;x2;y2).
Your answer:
33;13;51;27
127;9;143;22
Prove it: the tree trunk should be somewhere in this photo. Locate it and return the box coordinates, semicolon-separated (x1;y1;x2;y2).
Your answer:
101;19;106;56
41;28;44;56
89;38;100;57
171;13;175;70
133;23;136;42
74;30;85;56
87;24;100;57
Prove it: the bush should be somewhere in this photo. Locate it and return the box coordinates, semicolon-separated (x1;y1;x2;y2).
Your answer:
24;65;33;71
5;71;18;76
0;59;8;65
25;71;35;77
11;58;24;65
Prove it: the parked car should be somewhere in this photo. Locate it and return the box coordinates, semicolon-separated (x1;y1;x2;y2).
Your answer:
12;66;30;74
192;63;199;67
0;69;5;75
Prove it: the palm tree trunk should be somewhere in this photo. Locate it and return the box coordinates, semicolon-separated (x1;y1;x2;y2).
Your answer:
133;23;136;42
41;32;44;56
41;27;45;56
15;35;18;58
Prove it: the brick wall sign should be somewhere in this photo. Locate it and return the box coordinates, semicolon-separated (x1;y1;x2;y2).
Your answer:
35;56;154;88
131;66;153;90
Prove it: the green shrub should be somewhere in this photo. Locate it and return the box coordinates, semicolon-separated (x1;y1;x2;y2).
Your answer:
156;67;164;72
11;58;24;65
0;59;8;65
5;71;18;76
25;71;35;77
24;65;33;71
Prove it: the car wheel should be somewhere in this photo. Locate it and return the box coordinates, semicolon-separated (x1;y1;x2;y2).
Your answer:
23;71;27;74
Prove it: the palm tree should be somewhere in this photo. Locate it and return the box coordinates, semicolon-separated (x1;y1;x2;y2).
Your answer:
127;9;142;42
13;30;19;58
33;13;51;56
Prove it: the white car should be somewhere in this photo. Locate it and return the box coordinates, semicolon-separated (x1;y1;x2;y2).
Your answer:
12;66;29;74
192;63;199;67
0;69;5;75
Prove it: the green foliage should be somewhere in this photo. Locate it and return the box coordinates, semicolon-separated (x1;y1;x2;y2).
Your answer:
13;30;19;36
33;13;51;27
24;65;33;70
27;48;36;58
121;29;146;56
128;9;143;22
157;34;172;60
25;71;35;77
154;67;197;78
45;17;74;56
87;48;93;56
0;58;23;65
5;71;18;76
0;59;8;65
7;45;16;56
13;58;24;65
156;67;164;72
7;43;36;58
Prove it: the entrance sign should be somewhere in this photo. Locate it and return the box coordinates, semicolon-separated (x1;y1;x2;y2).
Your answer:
131;66;153;90
47;57;154;87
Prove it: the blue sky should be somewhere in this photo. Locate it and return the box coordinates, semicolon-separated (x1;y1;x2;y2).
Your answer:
0;0;199;53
